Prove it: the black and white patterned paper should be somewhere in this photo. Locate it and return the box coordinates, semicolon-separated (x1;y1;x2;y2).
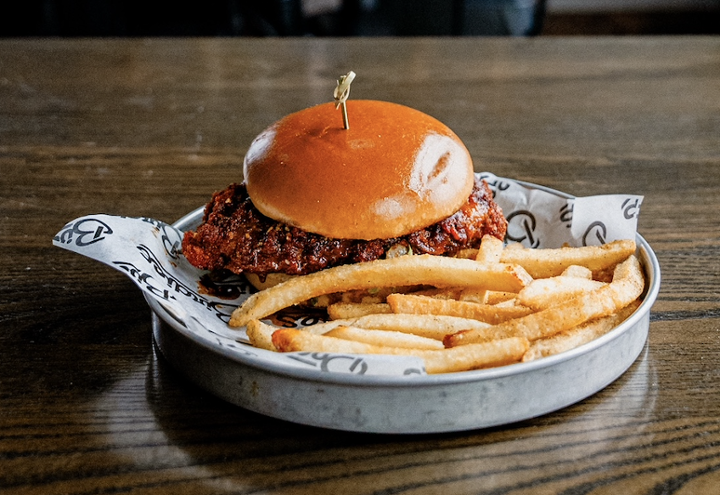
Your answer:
53;174;642;377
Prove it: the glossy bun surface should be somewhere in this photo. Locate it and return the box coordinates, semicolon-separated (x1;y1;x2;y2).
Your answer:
243;100;474;239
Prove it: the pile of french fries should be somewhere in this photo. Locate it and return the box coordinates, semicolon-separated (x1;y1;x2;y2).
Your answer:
229;237;645;374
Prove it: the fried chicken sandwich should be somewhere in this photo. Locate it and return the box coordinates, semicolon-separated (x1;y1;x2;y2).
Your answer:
182;100;507;291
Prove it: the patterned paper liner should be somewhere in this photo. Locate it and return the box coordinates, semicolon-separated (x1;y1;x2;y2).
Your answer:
53;173;643;377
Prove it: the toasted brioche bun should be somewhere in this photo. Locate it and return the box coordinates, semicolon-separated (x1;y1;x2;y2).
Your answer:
243;100;474;240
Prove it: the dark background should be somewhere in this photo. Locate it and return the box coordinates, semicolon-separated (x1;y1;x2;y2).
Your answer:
1;0;719;37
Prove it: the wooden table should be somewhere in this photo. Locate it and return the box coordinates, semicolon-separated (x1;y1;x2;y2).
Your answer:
2;37;719;494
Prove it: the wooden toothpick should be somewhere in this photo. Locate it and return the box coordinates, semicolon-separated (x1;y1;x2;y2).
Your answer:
333;71;356;130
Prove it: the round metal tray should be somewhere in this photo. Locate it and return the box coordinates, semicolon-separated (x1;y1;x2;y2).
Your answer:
148;185;660;434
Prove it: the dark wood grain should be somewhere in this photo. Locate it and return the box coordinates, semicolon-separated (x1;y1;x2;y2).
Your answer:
1;37;719;494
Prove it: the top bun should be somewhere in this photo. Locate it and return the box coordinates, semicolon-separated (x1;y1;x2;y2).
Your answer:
243;100;474;240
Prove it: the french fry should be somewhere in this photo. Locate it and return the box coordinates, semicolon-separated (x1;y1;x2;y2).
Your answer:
485;290;517;304
499;239;636;279
484;291;518;305
475;234;504;263
407;287;465;300
246;319;278;351
351;313;492;340
326;326;444;350
271;328;529;374
230;254;532;327
255;312;495;344
561;265;593;279
387;293;533;325
454;248;479;259
249;318;355;344
517;276;606;311
522;300;641;361
327;302;391;320
298;319;356;335
493;298;519;308
241;237;646;374
444;255;645;347
458;288;488;304
308;286;421;308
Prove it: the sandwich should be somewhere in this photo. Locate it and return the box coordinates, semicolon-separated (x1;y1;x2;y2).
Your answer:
181;100;507;293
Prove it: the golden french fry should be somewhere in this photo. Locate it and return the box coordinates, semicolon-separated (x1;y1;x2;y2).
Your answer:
271;328;529;374
242;236;646;372
407;287;465;300
484;291;517;305
458;288;488;304
454;248;479;259
327;302;391;320
249;317;355;343
230;254;532;327
256;312;495;344
561;265;593;279
351;313;492;340
309;285;422;308
445;255;645;347
499;239;636;279
246;319;278;351
387;293;534;325
522;300;641;361
517;276;606;311
475;234;504;263
326;326;445;350
494;298;519;307
298;319;355;335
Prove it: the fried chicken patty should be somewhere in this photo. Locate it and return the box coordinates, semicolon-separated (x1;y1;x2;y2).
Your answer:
182;177;507;279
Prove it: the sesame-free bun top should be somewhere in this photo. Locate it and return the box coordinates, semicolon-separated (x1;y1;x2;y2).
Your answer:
243;100;474;240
